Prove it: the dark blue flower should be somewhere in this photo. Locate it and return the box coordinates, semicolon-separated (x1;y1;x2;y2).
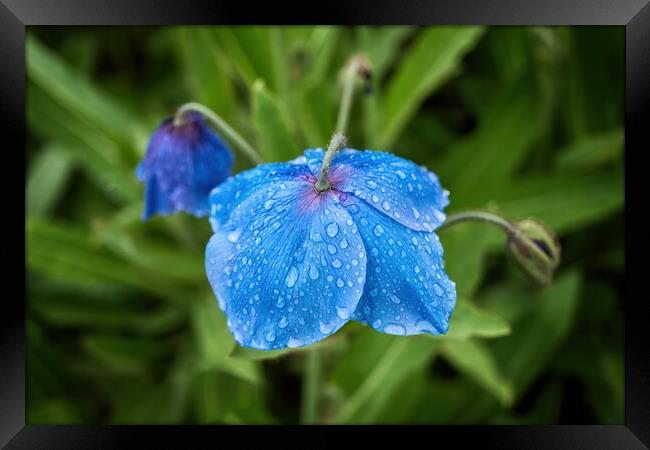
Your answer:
136;111;234;220
205;148;456;350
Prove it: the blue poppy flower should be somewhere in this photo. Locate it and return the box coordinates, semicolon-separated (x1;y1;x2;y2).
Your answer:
136;111;234;220
205;148;456;350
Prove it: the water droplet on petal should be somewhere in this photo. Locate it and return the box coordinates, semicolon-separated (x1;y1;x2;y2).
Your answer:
327;244;337;255
366;180;378;189
319;321;336;334
374;225;384;237
415;320;435;333
266;329;276;342
326;222;339;237
382;201;391;211
227;229;242;243
340;238;349;249
287;337;302;348
384;323;406;335
309;264;320;280
285;267;298;288
332;259;343;268
336;306;350;319
279;316;288;328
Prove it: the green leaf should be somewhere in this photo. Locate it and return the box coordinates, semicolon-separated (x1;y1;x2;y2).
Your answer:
214;27;277;89
331;333;439;423
27;36;138;147
191;370;275;424
251;79;300;161
556;127;624;171
499;271;582;393
441;301;511;340
292;84;336;147
81;334;168;375
28;85;139;202
30;298;186;336
91;222;206;284
173;27;237;119
563;28;624;140
301;27;340;88
494;170;624;233
190;295;261;384
357;26;414;148
440;339;514;406
27;145;75;217
110;380;189;423
460;271;583;421
27;219;194;303
439;223;503;299
438;82;543;205
379;26;484;148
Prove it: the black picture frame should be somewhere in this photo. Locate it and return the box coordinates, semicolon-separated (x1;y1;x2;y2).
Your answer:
3;0;648;447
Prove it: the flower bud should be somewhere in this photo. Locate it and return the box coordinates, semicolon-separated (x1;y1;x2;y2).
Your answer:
136;111;233;220
506;219;561;287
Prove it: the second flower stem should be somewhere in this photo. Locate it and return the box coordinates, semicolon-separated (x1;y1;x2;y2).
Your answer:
437;210;517;235
300;350;321;424
335;58;361;135
175;102;265;165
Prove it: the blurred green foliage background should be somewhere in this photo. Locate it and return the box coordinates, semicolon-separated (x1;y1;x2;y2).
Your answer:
26;26;624;424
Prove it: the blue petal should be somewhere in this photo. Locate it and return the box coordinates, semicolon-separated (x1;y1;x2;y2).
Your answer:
305;149;449;232
208;162;312;232
206;182;367;350
342;196;456;336
142;174;170;220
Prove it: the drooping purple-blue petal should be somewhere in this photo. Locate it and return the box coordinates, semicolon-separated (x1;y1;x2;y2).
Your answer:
304;149;449;232
137;112;233;220
206;178;367;350
341;195;456;336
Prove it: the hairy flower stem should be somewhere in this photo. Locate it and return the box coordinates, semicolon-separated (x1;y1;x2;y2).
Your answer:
300;350;322;424
315;133;347;192
175;102;264;165
438;211;560;286
335;58;361;135
436;211;517;235
315;56;368;192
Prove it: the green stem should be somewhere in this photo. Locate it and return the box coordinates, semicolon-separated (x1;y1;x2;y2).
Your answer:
437;211;517;235
314;58;362;192
300;350;321;424
335;58;360;135
314;133;347;192
175;102;264;165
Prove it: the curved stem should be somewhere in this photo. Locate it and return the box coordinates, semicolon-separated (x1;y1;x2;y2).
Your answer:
300;350;321;424
175;102;264;165
437;211;517;235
